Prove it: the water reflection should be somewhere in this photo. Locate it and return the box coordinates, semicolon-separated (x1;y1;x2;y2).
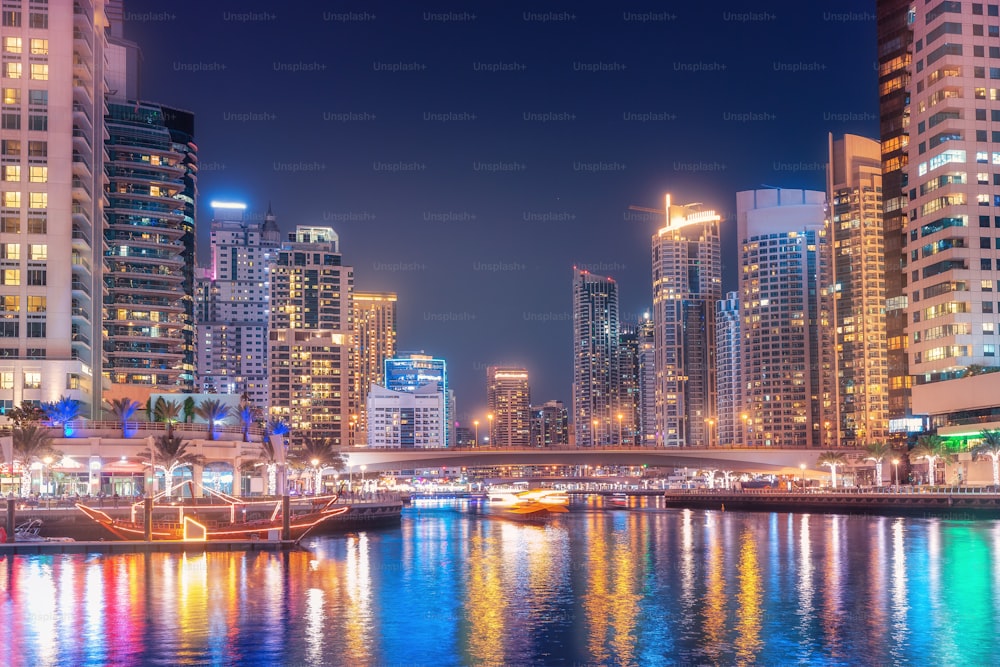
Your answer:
2;505;1000;665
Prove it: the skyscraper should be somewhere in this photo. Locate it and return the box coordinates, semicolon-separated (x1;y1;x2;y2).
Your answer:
572;268;619;446
715;292;741;446
268;226;353;447
828;134;889;447
650;196;722;447
529;400;569;447
878;0;1000;432
352;291;397;446
366;383;445;449
737;189;836;448
486;366;531;447
104;102;197;392
0;0;107;416
637;314;656;446
876;0;914;425
618;323;641;446
195;202;280;407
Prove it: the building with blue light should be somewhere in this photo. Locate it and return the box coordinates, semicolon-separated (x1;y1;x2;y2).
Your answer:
384;353;450;446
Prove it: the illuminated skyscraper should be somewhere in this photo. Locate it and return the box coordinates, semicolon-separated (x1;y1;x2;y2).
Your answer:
876;0;914;426
487;366;531;447
650;196;722;447
828;134;889;446
637;314;656;445
572;268;620;446
878;0;1000;435
195;203;280;407
530;400;569;447
268;226;353;447
618;323;641;446
715;292;741;446
0;1;107;416
737;189;835;448
351;292;397;446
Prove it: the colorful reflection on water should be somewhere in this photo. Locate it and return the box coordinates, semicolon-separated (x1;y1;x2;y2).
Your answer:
3;501;1000;665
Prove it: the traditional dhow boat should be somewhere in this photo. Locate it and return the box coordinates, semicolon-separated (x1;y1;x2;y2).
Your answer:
75;482;349;542
487;487;570;518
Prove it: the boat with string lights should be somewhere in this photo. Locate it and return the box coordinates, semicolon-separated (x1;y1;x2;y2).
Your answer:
75;481;349;542
485;485;570;518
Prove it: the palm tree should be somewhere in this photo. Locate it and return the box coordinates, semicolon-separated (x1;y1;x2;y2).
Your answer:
266;419;290;437
817;451;849;488
42;396;82;437
193;399;232;441
973;429;1000;487
105;397;141;437
910;434;953;485
247;437;281;496
183;396;196;424
864;442;892;487
139;433;205;498
237;402;255;442
7;401;45;428
293;437;345;494
13;424;56;496
153;398;182;436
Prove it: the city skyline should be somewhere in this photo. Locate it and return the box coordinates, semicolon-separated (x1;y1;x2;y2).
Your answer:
121;0;880;416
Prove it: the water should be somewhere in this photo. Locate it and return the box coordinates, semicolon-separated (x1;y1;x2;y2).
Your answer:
3;498;1000;666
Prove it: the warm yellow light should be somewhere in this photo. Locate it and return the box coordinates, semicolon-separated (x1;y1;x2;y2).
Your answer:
311;458;319;467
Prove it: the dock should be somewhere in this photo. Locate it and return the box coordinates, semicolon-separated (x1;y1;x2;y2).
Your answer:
0;539;301;556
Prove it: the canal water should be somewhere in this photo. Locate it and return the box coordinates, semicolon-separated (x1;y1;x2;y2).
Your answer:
2;498;999;666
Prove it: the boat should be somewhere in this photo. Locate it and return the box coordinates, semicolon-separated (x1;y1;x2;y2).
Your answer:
75;481;350;542
486;486;570;518
607;493;629;509
11;518;76;543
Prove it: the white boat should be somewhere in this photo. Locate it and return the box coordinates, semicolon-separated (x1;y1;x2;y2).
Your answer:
13;519;75;543
607;493;629;509
486;486;569;517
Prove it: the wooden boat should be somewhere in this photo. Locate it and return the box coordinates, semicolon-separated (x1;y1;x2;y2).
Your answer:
75;482;349;542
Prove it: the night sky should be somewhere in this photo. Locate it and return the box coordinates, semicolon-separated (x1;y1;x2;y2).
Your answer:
123;0;879;423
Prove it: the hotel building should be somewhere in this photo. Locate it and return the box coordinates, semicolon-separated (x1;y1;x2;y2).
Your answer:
366;383;445;448
351;291;397;446
486;366;531;447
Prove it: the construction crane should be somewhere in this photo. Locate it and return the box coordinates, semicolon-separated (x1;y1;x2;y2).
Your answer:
628;195;707;224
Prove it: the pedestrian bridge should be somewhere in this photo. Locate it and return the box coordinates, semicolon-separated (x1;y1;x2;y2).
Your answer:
343;446;856;477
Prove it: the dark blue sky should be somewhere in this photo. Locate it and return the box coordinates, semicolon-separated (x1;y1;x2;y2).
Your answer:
124;0;879;423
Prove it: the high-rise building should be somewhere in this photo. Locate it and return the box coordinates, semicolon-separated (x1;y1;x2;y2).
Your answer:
878;1;1000;433
618;323;641;446
876;0;915;426
530;400;569;447
828;134;890;447
384;352;450;446
0;0;107;416
351;292;397;446
737;189;836;448
268;226;353;447
194;202;280;407
572;268;620;446
486;366;531;447
637;314;656;445
366;383;445;448
104;101;197;392
715;292;741;446
650;196;722;447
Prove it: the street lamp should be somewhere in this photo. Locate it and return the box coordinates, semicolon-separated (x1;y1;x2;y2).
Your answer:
705;418;715;448
892;458;900;490
617;413;624;446
799;463;806;491
741;413;749;445
487;413;494;447
311;457;319;495
592;418;599;446
473;420;479;447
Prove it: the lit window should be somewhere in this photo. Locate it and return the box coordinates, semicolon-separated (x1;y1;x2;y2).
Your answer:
2;191;20;208
1;243;19;259
29;64;47;81
26;295;44;312
3;62;21;79
2;269;19;285
23;372;40;389
29;39;47;56
2;165;19;181
2;87;18;104
2;37;21;53
29;244;46;260
28;192;45;209
28;166;45;183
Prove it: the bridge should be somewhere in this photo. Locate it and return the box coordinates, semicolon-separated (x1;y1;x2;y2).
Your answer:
342;446;855;477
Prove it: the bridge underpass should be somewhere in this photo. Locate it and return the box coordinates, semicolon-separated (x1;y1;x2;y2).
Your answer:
342;447;852;478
